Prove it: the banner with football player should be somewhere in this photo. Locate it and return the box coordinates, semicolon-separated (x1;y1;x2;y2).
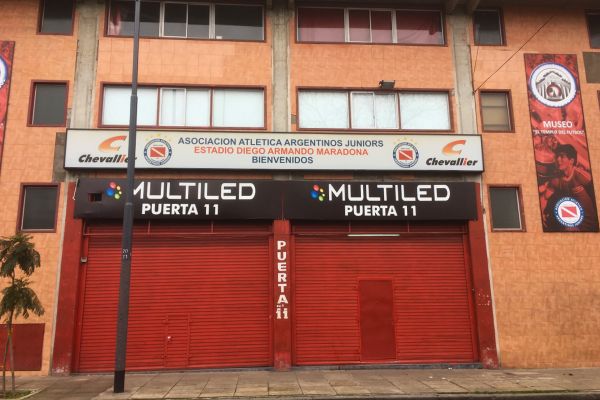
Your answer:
0;41;14;171
525;54;599;232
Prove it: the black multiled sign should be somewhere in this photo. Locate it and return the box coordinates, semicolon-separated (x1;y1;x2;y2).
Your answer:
74;179;282;220
283;181;477;220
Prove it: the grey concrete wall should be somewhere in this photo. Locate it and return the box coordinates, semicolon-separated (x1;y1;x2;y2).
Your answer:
448;10;478;136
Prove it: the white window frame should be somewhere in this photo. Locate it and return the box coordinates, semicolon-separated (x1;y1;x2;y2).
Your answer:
298;89;450;131
103;85;265;129
349;91;399;129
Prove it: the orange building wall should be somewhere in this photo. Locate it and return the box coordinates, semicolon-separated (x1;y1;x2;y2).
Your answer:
474;6;600;367
94;13;273;130
0;0;77;375
290;17;458;132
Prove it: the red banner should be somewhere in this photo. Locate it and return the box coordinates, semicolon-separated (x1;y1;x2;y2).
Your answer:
525;54;598;232
0;41;14;171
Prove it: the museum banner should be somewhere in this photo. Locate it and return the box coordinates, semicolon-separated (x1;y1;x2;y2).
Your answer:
525;54;599;232
0;42;14;171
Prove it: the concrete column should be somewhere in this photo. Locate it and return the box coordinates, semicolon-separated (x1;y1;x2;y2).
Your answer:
448;10;477;135
270;0;291;133
50;0;103;374
70;0;103;129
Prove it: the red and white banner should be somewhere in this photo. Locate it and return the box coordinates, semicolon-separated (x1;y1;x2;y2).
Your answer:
0;41;14;171
525;54;598;232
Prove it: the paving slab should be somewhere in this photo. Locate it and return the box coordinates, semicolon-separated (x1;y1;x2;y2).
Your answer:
15;367;600;400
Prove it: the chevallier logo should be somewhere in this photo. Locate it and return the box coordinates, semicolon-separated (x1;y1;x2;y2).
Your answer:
78;135;129;163
426;139;478;167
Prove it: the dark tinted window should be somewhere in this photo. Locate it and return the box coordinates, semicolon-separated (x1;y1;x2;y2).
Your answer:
164;3;187;37
31;83;67;126
215;5;263;40
587;12;600;48
480;92;512;131
21;186;58;231
396;10;443;45
140;2;160;37
39;0;74;34
108;1;159;37
489;187;522;230
297;8;345;42
188;5;210;38
474;9;503;45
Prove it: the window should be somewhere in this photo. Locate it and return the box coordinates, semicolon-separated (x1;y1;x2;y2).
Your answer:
39;0;74;34
480;91;512;131
108;1;264;41
473;9;504;45
587;11;600;48
399;92;450;130
297;7;444;45
489;187;523;230
102;85;265;128
19;185;59;232
298;90;450;131
29;82;68;126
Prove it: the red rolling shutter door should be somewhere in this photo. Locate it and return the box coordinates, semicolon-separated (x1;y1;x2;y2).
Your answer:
293;222;477;365
76;222;272;372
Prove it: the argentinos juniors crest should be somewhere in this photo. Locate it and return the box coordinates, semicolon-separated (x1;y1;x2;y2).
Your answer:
525;54;599;232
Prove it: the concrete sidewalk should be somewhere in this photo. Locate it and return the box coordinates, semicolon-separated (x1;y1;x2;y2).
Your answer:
14;368;600;400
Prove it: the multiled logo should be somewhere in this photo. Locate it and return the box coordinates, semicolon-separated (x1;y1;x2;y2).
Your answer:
105;182;123;200
310;184;326;201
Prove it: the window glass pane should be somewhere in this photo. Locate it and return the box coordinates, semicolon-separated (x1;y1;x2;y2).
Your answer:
164;3;187;37
298;91;349;129
587;13;600;48
297;8;345;42
399;92;450;130
349;10;370;42
108;1;159;37
351;93;397;129
160;89;186;126
188;5;210;39
108;1;134;36
40;0;73;34
102;87;157;126
351;93;375;128
213;89;264;128
396;10;443;45
490;187;522;229
371;11;393;43
474;10;503;45
215;5;263;41
21;187;58;231
140;2;160;37
186;89;210;126
374;94;398;129
32;84;67;125
481;92;511;131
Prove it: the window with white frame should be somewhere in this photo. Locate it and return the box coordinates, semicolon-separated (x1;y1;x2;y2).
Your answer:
102;85;265;128
298;90;450;130
108;1;264;41
297;7;444;45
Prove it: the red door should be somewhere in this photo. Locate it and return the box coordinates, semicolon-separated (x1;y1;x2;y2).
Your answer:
293;221;478;365
74;221;272;372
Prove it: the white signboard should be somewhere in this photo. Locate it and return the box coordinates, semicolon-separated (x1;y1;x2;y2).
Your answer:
65;129;484;172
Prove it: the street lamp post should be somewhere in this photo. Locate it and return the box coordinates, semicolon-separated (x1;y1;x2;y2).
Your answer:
114;0;141;393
